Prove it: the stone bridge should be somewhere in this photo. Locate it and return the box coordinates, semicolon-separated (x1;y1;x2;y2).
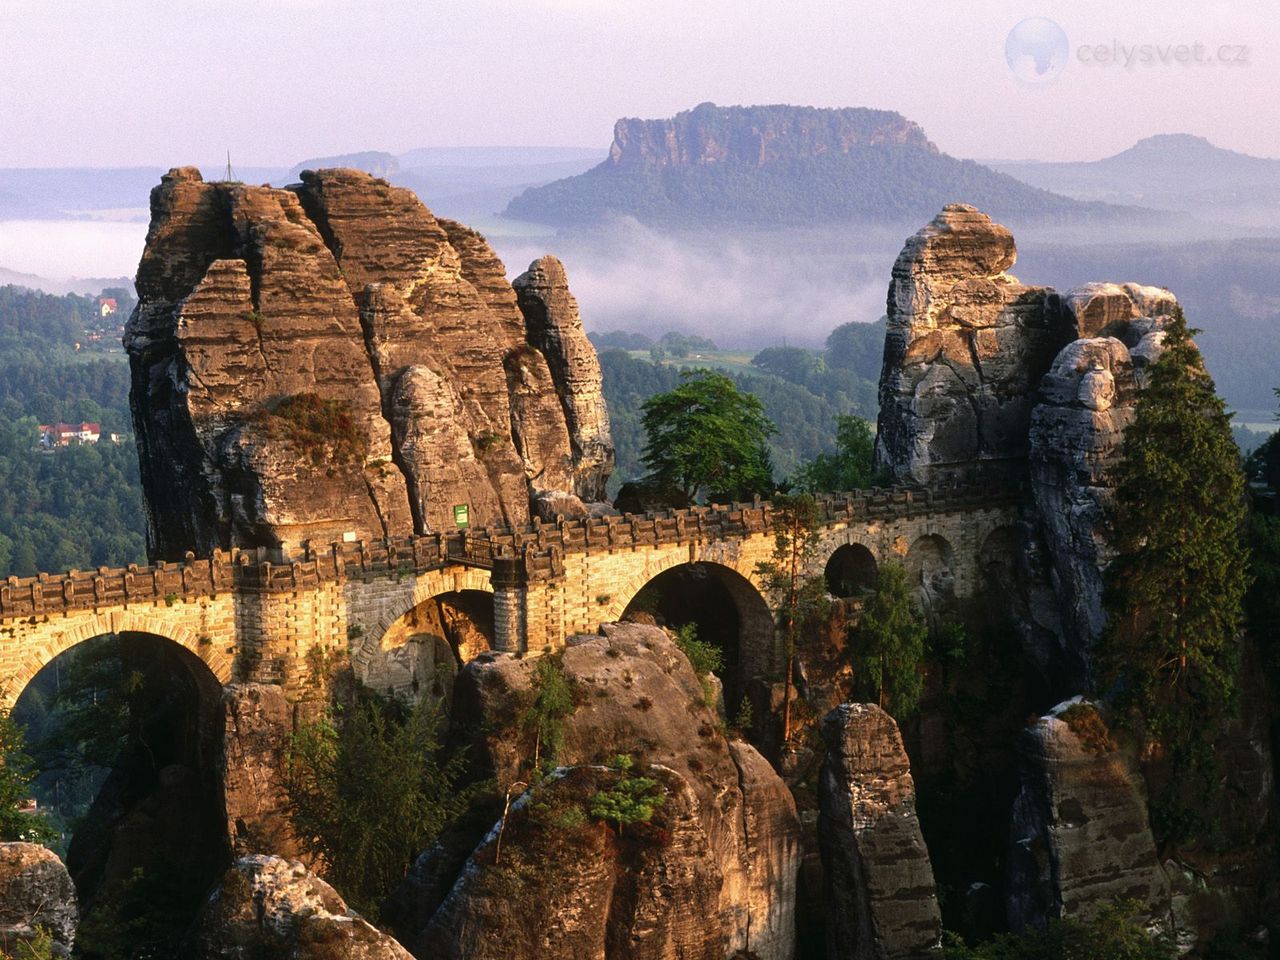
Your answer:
0;486;1022;708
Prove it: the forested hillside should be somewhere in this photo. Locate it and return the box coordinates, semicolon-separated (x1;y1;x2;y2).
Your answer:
504;104;1135;228
0;286;145;577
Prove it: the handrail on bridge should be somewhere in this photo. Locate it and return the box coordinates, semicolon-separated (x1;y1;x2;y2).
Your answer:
0;482;1024;621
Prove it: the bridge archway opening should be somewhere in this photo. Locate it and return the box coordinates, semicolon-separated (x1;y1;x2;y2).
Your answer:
979;526;1021;597
907;533;957;625
825;544;879;598
620;562;774;705
359;590;495;706
11;631;229;955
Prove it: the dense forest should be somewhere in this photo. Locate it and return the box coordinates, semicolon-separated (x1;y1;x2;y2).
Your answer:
0;286;144;578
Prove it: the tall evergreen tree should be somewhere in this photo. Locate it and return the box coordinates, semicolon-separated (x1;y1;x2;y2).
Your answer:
1099;308;1249;837
851;562;927;717
756;493;829;742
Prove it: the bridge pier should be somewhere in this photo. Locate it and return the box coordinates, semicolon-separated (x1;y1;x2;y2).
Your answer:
491;558;527;654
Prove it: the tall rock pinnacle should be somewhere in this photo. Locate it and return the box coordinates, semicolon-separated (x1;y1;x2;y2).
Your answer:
126;167;612;559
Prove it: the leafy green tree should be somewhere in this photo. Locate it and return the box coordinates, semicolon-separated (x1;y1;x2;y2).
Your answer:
756;493;830;741
0;710;57;845
792;414;876;492
852;562;927;717
640;369;776;503
1099;308;1249;842
286;690;471;917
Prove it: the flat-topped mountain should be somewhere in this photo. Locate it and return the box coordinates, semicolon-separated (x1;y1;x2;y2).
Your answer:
503;102;1132;227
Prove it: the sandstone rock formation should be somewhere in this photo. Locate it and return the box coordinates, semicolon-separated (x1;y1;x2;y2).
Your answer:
1028;284;1178;671
401;623;801;960
513;256;614;503
874;204;1076;486
0;843;78;955
127;167;611;559
1006;700;1169;931
190;855;414;959
220;683;299;860
605;102;937;169
818;703;942;960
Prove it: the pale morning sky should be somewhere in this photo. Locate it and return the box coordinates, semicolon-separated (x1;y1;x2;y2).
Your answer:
1;0;1276;167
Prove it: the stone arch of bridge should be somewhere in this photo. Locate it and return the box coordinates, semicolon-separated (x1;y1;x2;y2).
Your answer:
979;525;1022;593
824;543;880;598
351;568;495;699
611;556;776;704
906;532;959;624
2;608;234;710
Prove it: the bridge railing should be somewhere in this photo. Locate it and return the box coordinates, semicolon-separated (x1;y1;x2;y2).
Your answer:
0;483;1025;620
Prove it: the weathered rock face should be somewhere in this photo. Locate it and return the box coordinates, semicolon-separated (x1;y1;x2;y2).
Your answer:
1027;283;1178;675
607;102;937;168
402;623;802;960
0;843;78;955
127;167;611;559
190;855;415;959
220;683;299;860
1006;700;1169;932
874;204;1077;487
513;255;614;503
818;703;942;960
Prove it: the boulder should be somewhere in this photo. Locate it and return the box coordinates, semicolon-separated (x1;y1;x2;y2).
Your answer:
409;623;802;960
0;843;78;955
873;204;1075;486
190;855;414;959
1006;699;1169;931
818;703;941;960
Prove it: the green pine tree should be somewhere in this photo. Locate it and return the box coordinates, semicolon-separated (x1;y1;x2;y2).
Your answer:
756;493;830;741
851;561;927;718
1099;308;1249;841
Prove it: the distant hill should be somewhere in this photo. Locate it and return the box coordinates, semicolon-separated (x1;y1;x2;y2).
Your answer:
503;102;1135;228
289;150;400;178
991;134;1280;223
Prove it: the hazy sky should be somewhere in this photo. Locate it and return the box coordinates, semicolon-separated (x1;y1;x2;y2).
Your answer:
1;0;1276;166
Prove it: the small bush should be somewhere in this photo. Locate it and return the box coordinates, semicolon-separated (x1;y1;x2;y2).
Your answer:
1060;702;1116;755
2;926;56;959
674;623;723;676
253;393;368;472
942;899;1172;959
589;755;666;834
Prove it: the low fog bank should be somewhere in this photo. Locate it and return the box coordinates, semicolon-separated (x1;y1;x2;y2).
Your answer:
1;211;1273;412
492;218;905;348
